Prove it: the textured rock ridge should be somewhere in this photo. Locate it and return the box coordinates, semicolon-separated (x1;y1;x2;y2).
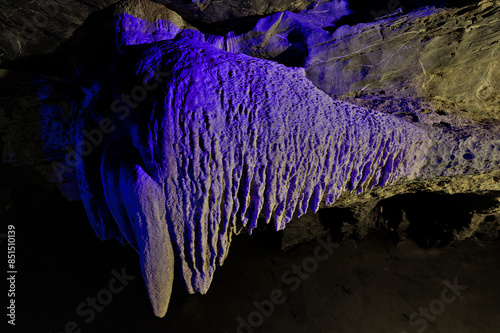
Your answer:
80;39;432;315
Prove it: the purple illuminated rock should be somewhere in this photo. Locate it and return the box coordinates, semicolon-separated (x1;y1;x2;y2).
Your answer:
113;0;500;123
79;39;431;316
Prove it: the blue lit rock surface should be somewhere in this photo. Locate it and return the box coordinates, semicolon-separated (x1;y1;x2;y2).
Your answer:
115;0;500;121
81;39;442;316
1;0;500;319
82;1;500;315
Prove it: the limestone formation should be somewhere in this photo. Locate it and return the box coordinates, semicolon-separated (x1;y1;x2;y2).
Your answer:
79;38;477;316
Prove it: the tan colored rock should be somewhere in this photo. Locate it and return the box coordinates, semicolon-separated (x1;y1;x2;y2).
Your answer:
305;2;500;122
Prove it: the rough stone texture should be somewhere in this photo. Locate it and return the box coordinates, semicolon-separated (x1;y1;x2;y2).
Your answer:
148;0;312;28
304;1;500;122
113;0;500;123
81;38;436;315
280;210;329;250
321;169;500;245
112;2;500;176
114;0;196;49
0;0;318;65
88;2;500;315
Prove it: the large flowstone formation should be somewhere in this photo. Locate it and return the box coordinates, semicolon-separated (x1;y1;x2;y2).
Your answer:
78;39;431;316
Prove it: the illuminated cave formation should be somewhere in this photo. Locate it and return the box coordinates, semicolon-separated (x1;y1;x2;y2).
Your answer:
78;39;431;316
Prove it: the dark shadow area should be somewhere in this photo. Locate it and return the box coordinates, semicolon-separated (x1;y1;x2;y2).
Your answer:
318;207;360;242
375;191;500;247
0;5;117;80
252;218;284;251
317;191;500;247
274;28;309;68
